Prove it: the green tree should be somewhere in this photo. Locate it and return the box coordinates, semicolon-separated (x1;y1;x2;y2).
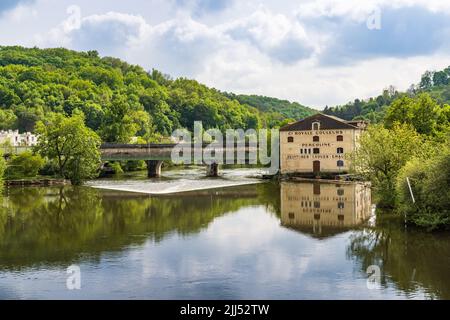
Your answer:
0;109;17;129
432;71;448;86
385;93;444;136
419;71;433;89
350;123;424;207
35;112;101;185
384;95;414;128
100;94;139;143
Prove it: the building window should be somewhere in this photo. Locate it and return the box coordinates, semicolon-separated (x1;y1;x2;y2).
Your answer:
289;212;295;219
337;135;343;141
338;202;345;209
337;188;344;196
337;147;344;154
312;121;320;131
313;136;319;142
314;214;320;220
313;148;320;154
314;201;320;208
308;149;311;154
338;214;344;221
337;160;344;167
287;136;294;143
300;149;303;154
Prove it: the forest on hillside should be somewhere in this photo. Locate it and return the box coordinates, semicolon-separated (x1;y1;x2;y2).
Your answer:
0;46;313;143
223;93;316;127
324;67;450;123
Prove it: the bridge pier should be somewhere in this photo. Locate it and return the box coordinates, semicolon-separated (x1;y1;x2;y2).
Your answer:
146;160;163;178
206;162;219;177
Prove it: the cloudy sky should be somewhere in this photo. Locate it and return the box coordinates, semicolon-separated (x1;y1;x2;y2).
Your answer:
1;0;450;108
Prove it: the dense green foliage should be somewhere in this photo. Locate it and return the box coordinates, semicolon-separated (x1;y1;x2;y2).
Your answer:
351;90;449;229
350;124;426;207
396;140;450;230
417;68;450;104
0;46;291;142
324;86;400;122
34;112;101;185
5;151;44;179
324;65;450;122
385;93;450;137
223;93;316;127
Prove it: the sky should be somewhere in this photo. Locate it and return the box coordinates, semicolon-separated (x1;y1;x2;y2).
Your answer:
1;0;450;109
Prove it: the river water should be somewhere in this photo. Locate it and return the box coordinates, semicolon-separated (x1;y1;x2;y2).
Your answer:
0;168;449;299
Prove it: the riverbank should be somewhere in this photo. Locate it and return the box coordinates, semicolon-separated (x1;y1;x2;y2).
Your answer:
4;178;70;187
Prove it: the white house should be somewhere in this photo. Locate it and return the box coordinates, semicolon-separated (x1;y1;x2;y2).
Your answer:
0;130;38;147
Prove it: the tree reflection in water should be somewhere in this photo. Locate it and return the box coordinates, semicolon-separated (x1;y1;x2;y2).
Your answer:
279;181;450;300
1;182;449;299
0;185;262;269
347;212;450;299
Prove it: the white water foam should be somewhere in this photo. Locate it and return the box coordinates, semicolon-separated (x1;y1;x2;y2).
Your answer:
87;167;264;195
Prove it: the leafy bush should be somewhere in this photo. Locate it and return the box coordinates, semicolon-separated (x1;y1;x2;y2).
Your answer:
110;162;124;174
396;143;450;230
5;151;44;179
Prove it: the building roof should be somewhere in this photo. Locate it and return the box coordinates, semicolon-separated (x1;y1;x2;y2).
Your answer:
279;113;362;131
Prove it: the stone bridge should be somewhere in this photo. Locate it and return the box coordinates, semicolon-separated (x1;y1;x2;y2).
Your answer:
100;143;259;177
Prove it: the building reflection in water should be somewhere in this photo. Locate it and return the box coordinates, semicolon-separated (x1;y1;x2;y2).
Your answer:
280;181;372;237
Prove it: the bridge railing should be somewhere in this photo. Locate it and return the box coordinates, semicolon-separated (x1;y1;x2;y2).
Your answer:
100;142;261;149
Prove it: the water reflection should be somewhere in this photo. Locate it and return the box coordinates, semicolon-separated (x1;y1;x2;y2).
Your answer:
348;213;450;299
0;181;449;299
0;185;260;269
280;182;372;237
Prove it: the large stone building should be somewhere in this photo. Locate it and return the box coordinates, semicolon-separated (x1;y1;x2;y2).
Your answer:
279;113;367;175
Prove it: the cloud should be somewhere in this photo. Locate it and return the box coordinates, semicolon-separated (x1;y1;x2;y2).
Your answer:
0;0;33;14
21;0;450;107
137;16;224;76
297;0;450;20
310;6;450;65
176;0;233;16
222;9;316;64
37;7;315;75
71;12;149;54
37;11;149;58
295;1;450;65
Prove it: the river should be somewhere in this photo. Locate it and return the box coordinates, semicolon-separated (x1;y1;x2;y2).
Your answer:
0;168;449;299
